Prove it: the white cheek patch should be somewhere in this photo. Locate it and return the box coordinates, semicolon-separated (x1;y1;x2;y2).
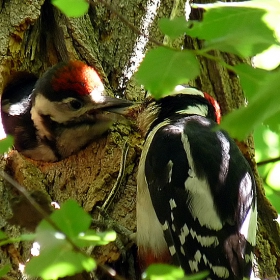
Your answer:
30;105;52;140
32;94;90;125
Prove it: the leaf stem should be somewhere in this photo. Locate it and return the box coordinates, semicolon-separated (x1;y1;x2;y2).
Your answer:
195;49;237;72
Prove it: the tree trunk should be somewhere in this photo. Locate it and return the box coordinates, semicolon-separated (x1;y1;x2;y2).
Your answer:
0;0;279;279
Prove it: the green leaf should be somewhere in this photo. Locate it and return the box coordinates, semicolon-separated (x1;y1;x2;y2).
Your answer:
0;135;13;154
50;199;92;238
0;230;7;240
159;17;190;40
75;229;116;247
0;264;11;278
25;200;112;278
51;0;89;17
267;162;280;190
144;264;184;280
264;112;280;132
0;233;35;246
187;5;277;57
183;271;210;280
136;47;200;98
26;200;98;279
220;70;280;139
35;200;92;249
233;64;269;100
253;45;280;70
25;246;95;279
144;264;208;280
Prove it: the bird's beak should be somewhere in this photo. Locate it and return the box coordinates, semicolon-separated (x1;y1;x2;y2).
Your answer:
94;96;136;115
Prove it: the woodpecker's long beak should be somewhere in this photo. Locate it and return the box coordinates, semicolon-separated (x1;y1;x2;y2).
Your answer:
94;96;135;115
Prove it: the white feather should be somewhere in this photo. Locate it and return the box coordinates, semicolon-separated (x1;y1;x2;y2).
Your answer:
181;133;223;230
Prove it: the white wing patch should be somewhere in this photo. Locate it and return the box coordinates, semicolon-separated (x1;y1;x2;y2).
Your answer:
212;266;230;278
217;131;230;184
181;133;223;230
240;203;257;246
239;172;257;246
196;234;219;247
188;250;202;272
186;176;223;230
169;198;177;210
167;160;173;183
188;227;219;247
179;224;189;245
169;245;176;256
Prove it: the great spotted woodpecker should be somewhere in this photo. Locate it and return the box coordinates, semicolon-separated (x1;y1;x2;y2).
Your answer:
1;61;133;162
136;86;257;279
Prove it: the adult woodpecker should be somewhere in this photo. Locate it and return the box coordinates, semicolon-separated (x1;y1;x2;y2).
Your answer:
136;86;257;279
1;61;133;162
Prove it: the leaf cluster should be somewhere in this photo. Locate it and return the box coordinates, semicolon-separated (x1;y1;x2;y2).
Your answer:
136;0;280;140
0;200;116;279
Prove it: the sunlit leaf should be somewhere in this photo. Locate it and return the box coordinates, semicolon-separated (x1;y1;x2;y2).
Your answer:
0;233;35;246
75;229;116;247
144;264;184;280
187;5;277;57
220;70;280;139
0;230;7;240
25;246;95;279
52;0;89;17
233;64;269;100
159;17;190;40
26;200;97;279
254;125;278;162
136;47;200;98
208;0;280;40
264;113;280;132
267;162;280;190
253;45;280;70
0;135;13;154
0;264;11;278
50;199;92;238
144;264;208;280
264;185;280;213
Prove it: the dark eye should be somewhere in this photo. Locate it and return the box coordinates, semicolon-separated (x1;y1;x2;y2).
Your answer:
69;99;83;110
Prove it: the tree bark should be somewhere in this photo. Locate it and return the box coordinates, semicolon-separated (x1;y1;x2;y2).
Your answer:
0;0;279;279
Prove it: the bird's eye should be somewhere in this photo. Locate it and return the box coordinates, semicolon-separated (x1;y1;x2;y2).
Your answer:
69;99;83;110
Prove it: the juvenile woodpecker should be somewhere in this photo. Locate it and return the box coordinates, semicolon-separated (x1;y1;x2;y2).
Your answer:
1;61;133;162
136;86;257;279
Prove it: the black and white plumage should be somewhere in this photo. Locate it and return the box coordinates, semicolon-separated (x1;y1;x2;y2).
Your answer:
1;61;133;162
136;86;257;279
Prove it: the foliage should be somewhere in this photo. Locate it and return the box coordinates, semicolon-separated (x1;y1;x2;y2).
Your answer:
0;264;11;278
137;0;280;141
136;47;199;98
0;200;116;279
0;135;13;153
254;125;280;213
143;264;208;280
24;200;116;279
2;0;280;279
136;0;280;214
51;0;89;17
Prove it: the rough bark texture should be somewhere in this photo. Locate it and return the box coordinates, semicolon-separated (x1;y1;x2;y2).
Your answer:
0;0;279;279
